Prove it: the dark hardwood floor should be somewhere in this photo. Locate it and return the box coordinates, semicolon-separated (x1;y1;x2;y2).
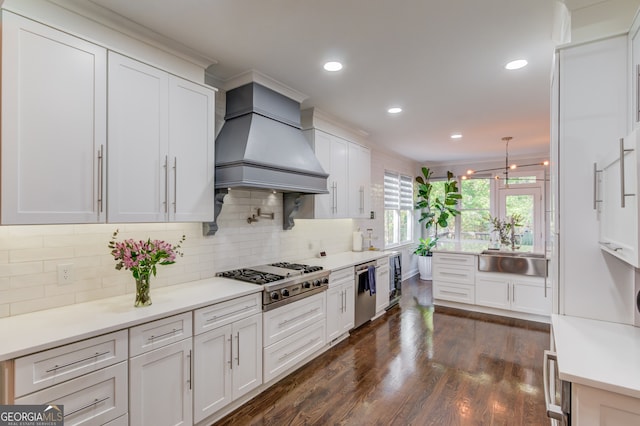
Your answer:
214;276;551;425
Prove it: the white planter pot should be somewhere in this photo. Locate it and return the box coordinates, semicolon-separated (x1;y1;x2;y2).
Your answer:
417;255;433;280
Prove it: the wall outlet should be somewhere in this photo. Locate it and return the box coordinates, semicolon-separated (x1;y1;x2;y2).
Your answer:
370;211;375;219
57;263;74;285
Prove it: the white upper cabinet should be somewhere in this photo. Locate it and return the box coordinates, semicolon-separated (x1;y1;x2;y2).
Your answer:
302;129;370;219
108;52;215;223
630;11;640;130
348;143;371;218
1;12;107;224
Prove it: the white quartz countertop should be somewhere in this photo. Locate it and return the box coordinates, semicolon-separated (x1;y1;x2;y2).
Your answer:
298;250;394;271
552;314;640;399
0;250;396;362
0;277;260;362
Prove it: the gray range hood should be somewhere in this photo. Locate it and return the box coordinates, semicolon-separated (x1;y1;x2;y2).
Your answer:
203;82;328;235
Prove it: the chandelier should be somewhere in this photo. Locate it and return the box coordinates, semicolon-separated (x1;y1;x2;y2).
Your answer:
464;136;549;186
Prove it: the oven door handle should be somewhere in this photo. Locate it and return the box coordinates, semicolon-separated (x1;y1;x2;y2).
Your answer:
543;350;567;424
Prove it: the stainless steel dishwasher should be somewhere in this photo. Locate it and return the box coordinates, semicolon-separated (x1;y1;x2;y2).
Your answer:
354;260;377;328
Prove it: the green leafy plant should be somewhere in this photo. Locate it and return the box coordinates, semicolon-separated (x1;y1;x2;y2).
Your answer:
487;214;523;247
413;237;438;256
414;167;462;253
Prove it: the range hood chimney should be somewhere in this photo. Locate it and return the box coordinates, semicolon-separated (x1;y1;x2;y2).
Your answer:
203;82;328;235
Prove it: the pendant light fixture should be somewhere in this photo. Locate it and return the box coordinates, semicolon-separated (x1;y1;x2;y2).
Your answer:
464;136;549;186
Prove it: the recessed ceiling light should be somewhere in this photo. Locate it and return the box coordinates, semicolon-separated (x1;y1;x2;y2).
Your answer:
323;61;343;72
388;107;402;114
450;133;463;139
505;59;528;70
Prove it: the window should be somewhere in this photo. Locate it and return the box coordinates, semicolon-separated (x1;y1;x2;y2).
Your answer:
459;177;491;242
384;171;413;247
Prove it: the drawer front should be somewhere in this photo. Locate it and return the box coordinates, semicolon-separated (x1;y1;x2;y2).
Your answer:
263;292;325;346
14;330;128;398
433;253;476;267
433;282;475;304
376;257;389;268
263;321;325;383
194;293;261;335
129;312;192;357
433;262;475;285
104;414;128;426
330;266;354;283
15;361;127;426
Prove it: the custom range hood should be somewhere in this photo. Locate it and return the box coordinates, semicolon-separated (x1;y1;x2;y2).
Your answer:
203;82;328;235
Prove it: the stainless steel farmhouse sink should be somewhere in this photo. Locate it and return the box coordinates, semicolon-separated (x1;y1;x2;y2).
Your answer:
478;250;548;277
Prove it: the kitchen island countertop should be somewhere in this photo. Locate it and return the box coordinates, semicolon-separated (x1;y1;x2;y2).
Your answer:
552;314;640;399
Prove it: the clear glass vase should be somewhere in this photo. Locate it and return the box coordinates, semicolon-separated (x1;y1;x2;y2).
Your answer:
134;275;152;307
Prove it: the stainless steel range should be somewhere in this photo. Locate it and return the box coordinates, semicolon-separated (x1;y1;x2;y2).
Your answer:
217;262;329;311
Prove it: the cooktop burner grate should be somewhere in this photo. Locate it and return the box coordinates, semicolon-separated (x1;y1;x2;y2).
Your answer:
270;262;323;274
216;269;284;285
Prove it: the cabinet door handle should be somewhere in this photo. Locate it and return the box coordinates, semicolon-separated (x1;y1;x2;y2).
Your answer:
507;286;510;303
637;64;640;123
620;138;635;208
97;145;104;214
360;186;364;213
543;350;565;422
593;162;603;210
164;155;169;213
173;157;178;214
187;349;192;390
235;332;240;366
334;182;338;213
228;335;233;370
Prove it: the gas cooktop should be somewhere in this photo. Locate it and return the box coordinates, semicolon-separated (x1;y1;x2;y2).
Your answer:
216;268;284;285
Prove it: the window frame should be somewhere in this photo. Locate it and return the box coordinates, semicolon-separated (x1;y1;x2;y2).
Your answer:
384;170;414;248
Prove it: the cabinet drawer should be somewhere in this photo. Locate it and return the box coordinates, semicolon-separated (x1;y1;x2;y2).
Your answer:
15;362;127;426
194;293;261;335
263;292;325;346
433;265;475;285
433;253;476;267
433;282;475;304
129;312;192;357
330;266;354;283
14;330;127;398
263;321;325;383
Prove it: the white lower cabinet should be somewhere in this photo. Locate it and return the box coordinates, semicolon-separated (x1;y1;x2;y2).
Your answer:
432;253;476;304
193;313;262;423
572;383;640;425
375;258;390;315
263;292;326;383
326;267;355;343
15;362;127;426
476;272;551;316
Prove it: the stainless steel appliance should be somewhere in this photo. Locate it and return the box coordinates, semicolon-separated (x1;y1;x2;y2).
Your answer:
388;253;402;308
543;350;571;425
354;260;377;328
217;262;329;311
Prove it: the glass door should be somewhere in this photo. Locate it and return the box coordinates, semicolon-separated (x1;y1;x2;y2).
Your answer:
498;187;543;252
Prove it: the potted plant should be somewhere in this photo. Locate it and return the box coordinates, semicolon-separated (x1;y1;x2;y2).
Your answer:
414;167;461;280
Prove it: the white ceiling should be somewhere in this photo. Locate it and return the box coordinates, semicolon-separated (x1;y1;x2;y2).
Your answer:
84;0;639;164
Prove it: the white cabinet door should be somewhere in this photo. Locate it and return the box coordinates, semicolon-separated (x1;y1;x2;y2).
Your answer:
1;12;107;224
572;383;640;426
348;143;371;218
129;338;192;426
631;15;640;130
511;277;552;316
475;274;510;310
557;35;634;324
168;76;215;222
341;281;355;334
108;52;169;223
193;325;232;423
331;136;349;218
326;284;343;342
231;313;262;400
309;130;334;218
375;265;389;314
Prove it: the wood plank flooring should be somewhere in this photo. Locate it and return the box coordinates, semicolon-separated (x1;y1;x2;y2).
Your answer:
214;276;551;425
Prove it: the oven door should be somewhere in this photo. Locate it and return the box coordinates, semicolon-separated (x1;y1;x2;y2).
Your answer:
543;350;570;425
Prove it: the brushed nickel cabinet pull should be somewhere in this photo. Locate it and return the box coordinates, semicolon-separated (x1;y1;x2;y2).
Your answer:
164;155;169;213
593;163;602;210
620;138;635;208
187;349;192;390
45;351;110;373
173;157;177;214
148;328;180;342
236;332;240;366
97;145;104;214
228;335;233;370
64;396;110;417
